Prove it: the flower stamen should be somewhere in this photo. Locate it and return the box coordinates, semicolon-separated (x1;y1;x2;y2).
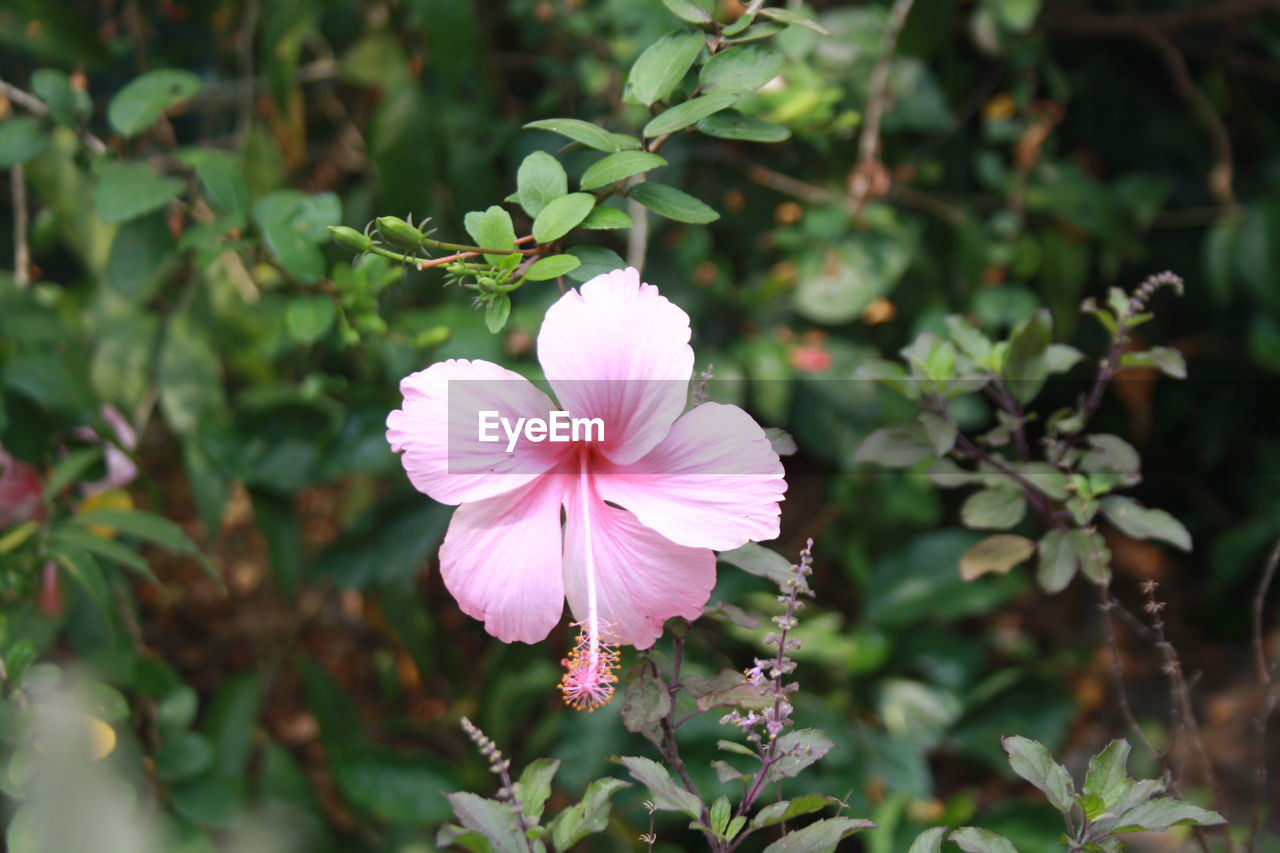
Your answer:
558;619;620;710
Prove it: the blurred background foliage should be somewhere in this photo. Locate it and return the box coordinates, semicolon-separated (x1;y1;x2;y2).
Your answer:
0;0;1278;850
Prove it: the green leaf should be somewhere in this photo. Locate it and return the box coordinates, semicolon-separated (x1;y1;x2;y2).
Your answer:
436;824;496;853
1099;496;1192;551
177;148;249;218
644;92;739;137
1045;343;1084;374
76;679;130;723
1080;434;1140;477
908;827;948;853
1114;798;1225;833
959;534;1035;580
580;151;668;190
661;0;714;24
917;413;956;456
629;182;719;224
854;423;934;468
524;118;622;152
286;296;337;344
0;117;50;168
961;489;1027;530
71;508;215;577
760;817;875;852
565;246;626;282
337;753;453;825
993;0;1042;33
763;729;835;784
700;45;784;94
524;254;582;281
1070;529;1111;583
620;667;671;740
106;214;179;303
32;68;89;125
1083;739;1131;807
485;294;512;334
463;205;518;266
697;111;791;142
946;315;995;363
718;542;794;585
158;313;225;435
155;731;216;782
515;758;559;821
724;21;786;44
579;206;633;230
1036;529;1077;593
949;827;1018;853
615;756;702;818
1002;735;1075;813
1003;308;1052;403
5;807;38;853
1119;346;1187;379
0;521;38;555
751;793;837;828
94;161;185;224
108;69;201;137
694;673;775;713
253;190;342;281
1017;462;1069;499
48;524;157;582
43;447;103;500
628;28;706;106
548;777;629;852
516;151;568;218
532;192;595;244
157;686;199;731
202;671;262;779
710;795;732;836
757;7;831;35
170;777;243;829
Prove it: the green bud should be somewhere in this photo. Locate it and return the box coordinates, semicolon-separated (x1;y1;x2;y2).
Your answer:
376;216;425;251
414;326;451;349
477;276;497;292
329;225;372;254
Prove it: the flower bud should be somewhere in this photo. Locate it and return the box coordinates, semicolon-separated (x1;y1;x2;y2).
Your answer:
328;226;372;254
376;216;425;251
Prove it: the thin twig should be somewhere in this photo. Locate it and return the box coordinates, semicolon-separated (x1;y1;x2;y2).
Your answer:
656;634;715;846
1049;0;1280;38
1142;32;1235;205
1142;580;1234;853
849;0;918;218
11;164;30;288
1248;539;1280;853
1097;583;1161;759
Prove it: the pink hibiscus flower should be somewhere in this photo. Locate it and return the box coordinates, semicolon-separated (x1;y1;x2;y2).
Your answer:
387;268;786;708
0;447;43;529
73;405;139;497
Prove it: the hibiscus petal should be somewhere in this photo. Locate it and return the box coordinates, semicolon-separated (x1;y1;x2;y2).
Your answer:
537;267;694;465
387;359;571;505
439;474;566;644
563;481;715;648
594;402;786;550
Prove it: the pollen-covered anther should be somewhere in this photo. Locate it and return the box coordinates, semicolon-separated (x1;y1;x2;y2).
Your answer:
558;620;621;711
